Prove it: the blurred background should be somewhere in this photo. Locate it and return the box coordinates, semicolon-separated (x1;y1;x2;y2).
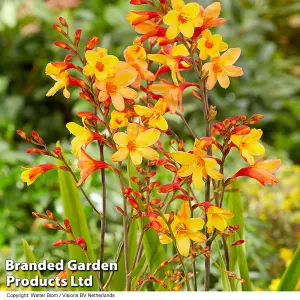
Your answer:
0;0;299;291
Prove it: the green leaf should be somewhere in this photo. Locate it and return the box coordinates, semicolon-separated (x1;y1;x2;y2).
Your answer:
225;190;252;291
130;255;146;290
57;150;96;291
215;239;232;291
22;239;45;291
277;245;300;291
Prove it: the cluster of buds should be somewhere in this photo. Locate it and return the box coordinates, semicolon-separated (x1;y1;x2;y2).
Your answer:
226;271;246;285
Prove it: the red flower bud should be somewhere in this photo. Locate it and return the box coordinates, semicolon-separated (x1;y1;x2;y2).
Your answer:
52;239;75;246
26;148;50;156
55;41;73;51
128;197;140;210
74;29;82;46
115;206;124;215
172;284;183;291
150;198;161;205
130;0;149;5
135;167;145;175
32;212;49;220
141;181;160;192
146;171;156;179
231;125;251;136
31;131;46;146
85;36;99;51
44;223;61;230
58;17;68;27
46;210;56;221
53;147;62;158
122;187;132;196
164;164;177;173
158;184;178;193
76;237;87;250
149;220;163;233
17;129;29;141
64;219;72;234
53;24;64;34
131;176;142;185
231;239;245;246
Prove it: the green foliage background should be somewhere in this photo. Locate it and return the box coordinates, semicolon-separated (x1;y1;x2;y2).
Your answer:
0;0;299;291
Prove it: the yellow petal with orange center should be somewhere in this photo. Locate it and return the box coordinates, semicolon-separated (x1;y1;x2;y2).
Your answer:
127;123;139;139
102;55;118;69
177;165;194;177
114;69;138;88
179;22;195;38
83;64;95;77
85;50;101;66
96;47;108;58
211;214;227;231
150;115;168;131
171;0;184;11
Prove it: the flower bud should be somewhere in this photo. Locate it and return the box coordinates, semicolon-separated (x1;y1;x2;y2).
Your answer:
46;210;56;221
17;129;30;141
44;223;61;230
55;41;73;51
122;187;132;196
32;212;49;220
58;17;68;28
114;206;124;215
164;164;177;173
76;237;87;250
26;148;50;156
31;131;46;146
85;36;99;51
74;29;82;46
53;239;75;246
64;219;72;234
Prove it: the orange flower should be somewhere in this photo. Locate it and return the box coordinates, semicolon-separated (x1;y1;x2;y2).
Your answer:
158;201;206;256
229;158;281;186
230;129;265;164
163;0;203;39
109;110;129;129
202;48;243;90
83;48;118;81
77;149;115;186
21;164;61;186
134;98;168;131
197;29;228;60
111;123;160;165
97;63;138;111
193;2;226;39
124;44;155;88
148;44;189;85
200;202;233;233
149;79;197;113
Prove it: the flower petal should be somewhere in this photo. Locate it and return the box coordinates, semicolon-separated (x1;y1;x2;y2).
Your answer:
177;201;190;220
176;236;190;257
113;132;129;147
163;10;180;25
134;105;152;117
170;151;195;165
119;87;138;100
83;64;95;77
192;165;204;190
187;218;204;231
135;128;160;147
111;93;125;111
166;25;180;40
130;151;143;165
226;65;243;77
179;22;195;38
217;72;230;88
111;147;129;162
182;3;200;19
159;234;173;244
137;147;159;161
85;50;100;66
177;165;194;177
221;48;241;66
188;231;207;243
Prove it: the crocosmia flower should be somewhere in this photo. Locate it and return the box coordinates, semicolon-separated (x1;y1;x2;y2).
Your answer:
46;70;71;98
197;29;228;60
200;202;233;233
83;48;118;81
230;129;265;165
21;164;61;186
134;98;168;131
202;48;243;90
230;158;281;185
158;201;206;256
109;110;129;129
163;0;203;39
97;63;138;111
111;123;160;165
170;139;223;190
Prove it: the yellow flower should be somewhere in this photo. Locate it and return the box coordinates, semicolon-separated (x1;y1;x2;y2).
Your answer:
163;0;203;39
97;63;138;111
202;48;243;90
170;139;223;190
148;44;189;85
66;122;94;155
230;129;265;165
206;205;233;233
109;110;129;129
111;123;160;165
134;98;168;131
46;70;70;98
197;29;228;60
280;248;293;267
158;201;206;256
83;48;118;81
